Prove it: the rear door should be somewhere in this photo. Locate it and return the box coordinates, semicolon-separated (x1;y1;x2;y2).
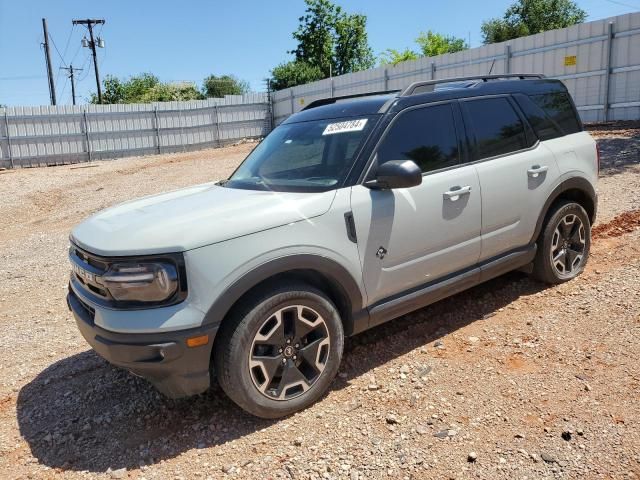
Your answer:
350;102;482;306
461;96;560;261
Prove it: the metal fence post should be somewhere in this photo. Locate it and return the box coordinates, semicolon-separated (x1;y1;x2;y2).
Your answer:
383;68;389;90
266;83;274;134
83;109;92;162
430;62;436;80
3;110;13;169
290;89;295;115
603;22;615;122
153;106;161;154
505;45;512;74
329;78;334;98
213;104;222;146
178;107;186;152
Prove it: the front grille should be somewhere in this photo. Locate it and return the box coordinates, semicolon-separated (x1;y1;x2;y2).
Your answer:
69;244;110;300
73;246;109;271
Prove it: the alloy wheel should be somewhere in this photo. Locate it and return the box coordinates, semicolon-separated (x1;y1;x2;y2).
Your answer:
249;305;330;400
550;213;586;278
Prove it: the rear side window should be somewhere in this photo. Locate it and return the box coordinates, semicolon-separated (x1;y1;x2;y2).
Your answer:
464;97;528;159
377;103;459;173
513;94;563;141
528;92;581;136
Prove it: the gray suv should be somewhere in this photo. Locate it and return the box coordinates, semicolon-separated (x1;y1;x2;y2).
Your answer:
67;74;598;418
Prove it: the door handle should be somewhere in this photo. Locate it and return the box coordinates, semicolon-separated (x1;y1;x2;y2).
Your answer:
443;185;472;200
527;165;549;177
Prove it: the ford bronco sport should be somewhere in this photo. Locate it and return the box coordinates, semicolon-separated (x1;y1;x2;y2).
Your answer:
68;74;598;418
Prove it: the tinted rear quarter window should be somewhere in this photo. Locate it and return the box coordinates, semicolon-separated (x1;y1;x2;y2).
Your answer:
377;103;459;173
528;92;581;136
513;93;563;141
464;97;528;159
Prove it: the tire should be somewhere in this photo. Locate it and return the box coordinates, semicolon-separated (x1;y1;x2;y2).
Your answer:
213;282;344;419
532;200;591;284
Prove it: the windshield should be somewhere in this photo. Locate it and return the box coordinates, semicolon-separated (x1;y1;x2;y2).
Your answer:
225;115;378;192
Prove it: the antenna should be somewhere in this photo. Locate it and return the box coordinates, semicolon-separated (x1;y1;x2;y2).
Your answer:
488;58;496;75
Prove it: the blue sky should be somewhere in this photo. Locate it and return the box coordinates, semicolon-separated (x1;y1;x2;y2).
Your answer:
0;0;637;106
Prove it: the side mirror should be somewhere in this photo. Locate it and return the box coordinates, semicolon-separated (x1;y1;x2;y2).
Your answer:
365;160;422;190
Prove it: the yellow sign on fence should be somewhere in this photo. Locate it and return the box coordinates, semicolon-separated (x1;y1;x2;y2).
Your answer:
564;55;577;66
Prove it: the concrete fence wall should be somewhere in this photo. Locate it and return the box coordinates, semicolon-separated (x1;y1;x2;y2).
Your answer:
0;93;271;169
273;12;640;125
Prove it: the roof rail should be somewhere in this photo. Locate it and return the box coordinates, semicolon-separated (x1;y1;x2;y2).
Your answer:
401;73;545;96
302;90;400;111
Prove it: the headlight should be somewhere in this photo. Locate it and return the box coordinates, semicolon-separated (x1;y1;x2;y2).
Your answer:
102;262;178;302
69;242;187;308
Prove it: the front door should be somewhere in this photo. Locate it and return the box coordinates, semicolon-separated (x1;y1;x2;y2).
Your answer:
350;102;482;306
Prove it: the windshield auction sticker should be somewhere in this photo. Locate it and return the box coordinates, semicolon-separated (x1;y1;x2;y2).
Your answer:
322;118;368;135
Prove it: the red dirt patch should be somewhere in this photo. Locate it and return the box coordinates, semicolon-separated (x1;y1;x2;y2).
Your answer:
593;210;640;239
503;354;537;373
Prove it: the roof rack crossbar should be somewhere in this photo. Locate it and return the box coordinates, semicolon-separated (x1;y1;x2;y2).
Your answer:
401;73;545;96
301;89;400;111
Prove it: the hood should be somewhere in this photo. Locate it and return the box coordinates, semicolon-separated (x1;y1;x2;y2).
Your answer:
71;183;337;256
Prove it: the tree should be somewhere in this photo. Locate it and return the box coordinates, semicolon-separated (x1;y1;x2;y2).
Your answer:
334;12;375;75
270;61;323;91
480;18;529;44
91;73;203;104
481;0;587;44
416;30;468;57
379;48;420;66
271;0;374;89
139;83;203;102
378;31;467;67
292;0;338;77
94;75;125;104
202;74;250;98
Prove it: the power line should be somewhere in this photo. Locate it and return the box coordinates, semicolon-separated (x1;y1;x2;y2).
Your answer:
59;74;70;101
604;0;640;8
76;53;93;82
66;25;85;70
49;30;67;66
0;75;47;81
68;41;83;67
51;32;68;95
61;25;76;61
54;24;77;89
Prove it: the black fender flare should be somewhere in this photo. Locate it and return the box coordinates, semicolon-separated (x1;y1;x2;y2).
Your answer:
202;254;367;335
530;176;597;244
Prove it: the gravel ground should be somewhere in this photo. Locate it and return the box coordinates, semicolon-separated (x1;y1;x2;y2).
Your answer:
0;126;639;480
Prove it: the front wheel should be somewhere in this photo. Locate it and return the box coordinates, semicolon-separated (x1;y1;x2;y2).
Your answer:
214;282;344;418
532;201;591;284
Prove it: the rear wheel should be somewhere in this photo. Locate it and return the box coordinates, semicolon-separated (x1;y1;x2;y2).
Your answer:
532;201;591;284
214;282;344;418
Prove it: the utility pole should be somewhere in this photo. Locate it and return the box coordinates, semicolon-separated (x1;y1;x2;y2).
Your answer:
72;19;105;103
60;65;83;105
42;18;57;105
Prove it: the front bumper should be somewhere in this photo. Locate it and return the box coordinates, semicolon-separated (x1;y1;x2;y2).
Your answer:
67;288;217;398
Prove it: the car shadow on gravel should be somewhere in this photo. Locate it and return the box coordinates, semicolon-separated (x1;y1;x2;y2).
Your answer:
17;271;544;474
596;136;639;176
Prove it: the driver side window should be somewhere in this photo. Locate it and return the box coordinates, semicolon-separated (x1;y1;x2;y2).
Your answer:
377;103;460;173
